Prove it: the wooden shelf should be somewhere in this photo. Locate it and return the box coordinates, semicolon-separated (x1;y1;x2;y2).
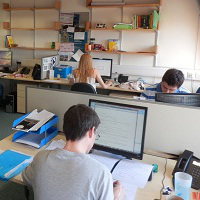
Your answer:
4;28;59;31
87;3;160;8
3;1;61;11
86;0;161;8
87;28;157;31
9;47;59;51
87;50;156;55
3;22;60;31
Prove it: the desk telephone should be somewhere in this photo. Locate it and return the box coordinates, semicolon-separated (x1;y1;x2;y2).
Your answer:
172;150;200;189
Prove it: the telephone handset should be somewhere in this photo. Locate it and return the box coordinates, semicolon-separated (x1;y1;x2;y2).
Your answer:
172;149;200;189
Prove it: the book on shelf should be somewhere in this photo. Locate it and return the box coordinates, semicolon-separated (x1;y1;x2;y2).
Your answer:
0;150;33;182
5;35;14;47
132;10;160;29
12;109;55;132
108;39;119;51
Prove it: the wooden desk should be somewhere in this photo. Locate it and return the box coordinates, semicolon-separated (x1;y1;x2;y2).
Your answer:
0;75;142;94
1;134;195;200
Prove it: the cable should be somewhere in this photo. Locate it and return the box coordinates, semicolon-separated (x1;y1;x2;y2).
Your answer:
158;158;168;200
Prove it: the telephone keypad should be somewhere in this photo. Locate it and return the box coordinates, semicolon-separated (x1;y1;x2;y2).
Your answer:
191;165;200;186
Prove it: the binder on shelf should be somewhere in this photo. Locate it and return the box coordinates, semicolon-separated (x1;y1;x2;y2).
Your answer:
12;114;59;148
0;150;33;182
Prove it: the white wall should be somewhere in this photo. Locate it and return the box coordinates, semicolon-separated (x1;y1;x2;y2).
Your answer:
0;0;200;90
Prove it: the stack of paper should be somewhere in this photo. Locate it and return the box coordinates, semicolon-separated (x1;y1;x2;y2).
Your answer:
0;150;33;182
13;109;55;132
90;150;153;200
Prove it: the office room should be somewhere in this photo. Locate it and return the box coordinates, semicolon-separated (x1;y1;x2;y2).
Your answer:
0;0;200;200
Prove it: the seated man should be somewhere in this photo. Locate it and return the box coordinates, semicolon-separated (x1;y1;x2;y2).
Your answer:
22;104;125;200
141;68;190;100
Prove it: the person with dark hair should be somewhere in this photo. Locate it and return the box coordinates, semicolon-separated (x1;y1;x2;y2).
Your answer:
141;68;190;100
22;104;126;200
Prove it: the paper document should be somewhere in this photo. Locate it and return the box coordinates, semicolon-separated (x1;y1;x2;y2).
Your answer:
89;150;124;171
13;109;55;132
45;139;66;150
112;159;153;189
74;32;85;40
122;182;137;200
72;49;84;62
15;132;48;148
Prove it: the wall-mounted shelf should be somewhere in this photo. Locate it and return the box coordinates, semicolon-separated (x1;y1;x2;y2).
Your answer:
86;0;161;8
3;1;61;11
9;47;59;51
87;28;157;31
3;1;61;57
3;22;60;31
87;50;157;55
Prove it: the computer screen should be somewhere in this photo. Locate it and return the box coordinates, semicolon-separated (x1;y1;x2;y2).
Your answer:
93;58;112;79
155;93;200;107
89;99;148;159
0;51;12;72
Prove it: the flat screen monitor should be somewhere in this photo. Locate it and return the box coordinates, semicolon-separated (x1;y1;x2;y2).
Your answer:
89;99;148;160
93;58;112;79
155;93;200;107
0;51;12;72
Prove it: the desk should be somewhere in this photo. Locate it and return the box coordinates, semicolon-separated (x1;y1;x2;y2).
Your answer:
0;75;142;94
0;133;197;200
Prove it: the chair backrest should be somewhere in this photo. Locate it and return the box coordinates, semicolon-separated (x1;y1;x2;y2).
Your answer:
71;82;96;94
196;87;200;93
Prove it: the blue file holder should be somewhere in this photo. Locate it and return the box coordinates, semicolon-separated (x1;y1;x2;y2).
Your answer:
12;115;59;148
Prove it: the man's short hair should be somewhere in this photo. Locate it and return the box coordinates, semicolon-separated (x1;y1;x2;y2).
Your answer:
63;104;100;141
162;68;184;88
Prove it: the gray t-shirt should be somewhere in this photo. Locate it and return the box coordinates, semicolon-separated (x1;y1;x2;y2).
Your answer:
22;148;114;200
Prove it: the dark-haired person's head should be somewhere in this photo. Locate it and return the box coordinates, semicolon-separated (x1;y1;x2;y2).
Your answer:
63;104;100;141
161;68;184;93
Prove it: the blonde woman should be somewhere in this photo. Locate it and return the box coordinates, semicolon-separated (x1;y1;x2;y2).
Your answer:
73;54;112;89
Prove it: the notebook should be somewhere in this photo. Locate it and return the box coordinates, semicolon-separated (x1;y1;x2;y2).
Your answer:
0;150;33;182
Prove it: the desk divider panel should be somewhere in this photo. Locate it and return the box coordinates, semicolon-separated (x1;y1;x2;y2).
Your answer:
26;86;200;158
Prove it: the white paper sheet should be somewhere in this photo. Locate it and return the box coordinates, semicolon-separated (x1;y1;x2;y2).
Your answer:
112;159;153;189
74;32;85;40
89;150;124;171
122;182;137;200
67;27;75;32
13;109;55;132
45;139;66;150
72;49;84;62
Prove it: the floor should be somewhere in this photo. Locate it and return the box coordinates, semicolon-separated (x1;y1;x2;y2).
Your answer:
0;108;34;200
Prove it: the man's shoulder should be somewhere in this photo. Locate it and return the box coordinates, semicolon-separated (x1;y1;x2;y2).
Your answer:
177;86;191;93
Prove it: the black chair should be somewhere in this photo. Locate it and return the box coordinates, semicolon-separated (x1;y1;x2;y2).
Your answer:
196;87;200;93
71;82;96;94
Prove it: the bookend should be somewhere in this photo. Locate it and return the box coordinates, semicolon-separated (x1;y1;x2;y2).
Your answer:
12;114;59;148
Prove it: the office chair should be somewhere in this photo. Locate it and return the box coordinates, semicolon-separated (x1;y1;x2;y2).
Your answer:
71;82;97;94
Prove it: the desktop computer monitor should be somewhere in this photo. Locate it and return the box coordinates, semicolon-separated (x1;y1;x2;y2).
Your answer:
155;93;200;107
89;99;148;160
0;51;12;72
41;55;59;79
93;58;112;79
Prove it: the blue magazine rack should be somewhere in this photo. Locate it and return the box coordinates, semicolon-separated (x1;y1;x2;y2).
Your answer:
12;114;59;148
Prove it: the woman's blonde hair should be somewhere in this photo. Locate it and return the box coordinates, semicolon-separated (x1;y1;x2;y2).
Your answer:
76;53;95;82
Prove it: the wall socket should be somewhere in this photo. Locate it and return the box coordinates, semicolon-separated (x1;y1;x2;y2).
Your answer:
187;72;194;79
